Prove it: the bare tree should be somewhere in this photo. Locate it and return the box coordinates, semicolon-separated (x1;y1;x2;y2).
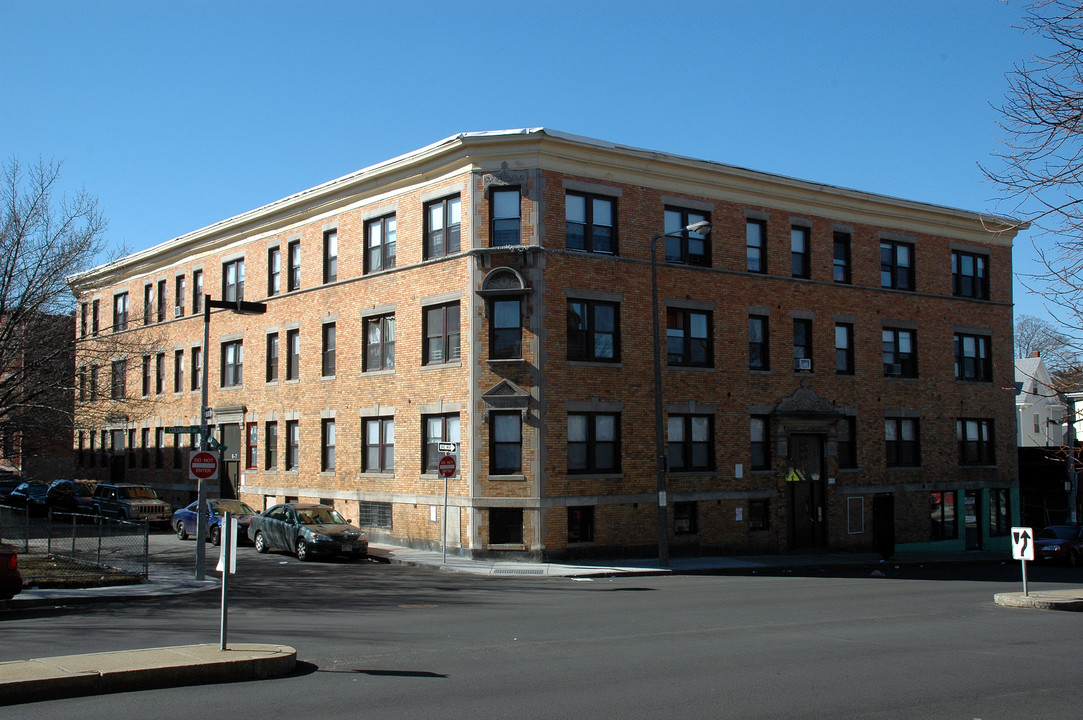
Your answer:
1015;313;1079;364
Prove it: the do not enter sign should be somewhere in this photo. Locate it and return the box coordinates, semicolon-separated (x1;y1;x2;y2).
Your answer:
438;455;457;478
189;450;220;481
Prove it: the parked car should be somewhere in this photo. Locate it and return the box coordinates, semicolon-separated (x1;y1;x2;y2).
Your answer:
0;474;22;502
250;503;368;561
91;483;173;525
0;550;21;601
1035;525;1083;566
173;499;260;545
46;479;98;515
7;482;49;515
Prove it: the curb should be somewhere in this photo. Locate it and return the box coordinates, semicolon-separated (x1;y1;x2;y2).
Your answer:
993;591;1083;611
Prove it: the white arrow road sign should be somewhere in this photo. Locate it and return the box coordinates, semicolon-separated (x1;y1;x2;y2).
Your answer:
1012;526;1034;561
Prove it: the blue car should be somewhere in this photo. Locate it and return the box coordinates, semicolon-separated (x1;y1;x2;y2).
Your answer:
172;499;259;546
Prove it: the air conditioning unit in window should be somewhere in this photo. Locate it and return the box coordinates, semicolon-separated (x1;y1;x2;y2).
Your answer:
885;363;903;376
796;358;812;371
173;307;183;318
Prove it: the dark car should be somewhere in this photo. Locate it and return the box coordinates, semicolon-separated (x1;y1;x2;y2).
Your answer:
7;482;49;515
0;551;21;601
1035;525;1083;566
46;479;98;515
250;503;368;561
0;474;22;502
91;483;173;524
173;499;260;546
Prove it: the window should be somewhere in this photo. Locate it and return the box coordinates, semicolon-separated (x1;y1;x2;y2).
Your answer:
175;276;185;317
265;332;279;382
667;308;711;366
192;270;203;314
955;333;992;382
424;303;460;364
141;428;150;468
837;417;857;469
155;352;165;395
674;501;698;535
668;414;713;471
882;328;917;377
931;491;957;540
364;314;395;371
172;433;183;469
111;359;127;399
793;318;812;371
365;214;396;273
321;419;336;471
492;189;521;247
989;488;1010;537
358;501;393;530
285;420;299;471
885;417;920;467
491;299;522;359
568;506;595;544
880;240;914;290
489;507;523;545
321;323;336;377
155;428;164;469
143;284;153;325
749;499;771;531
287;240;301;291
952;250;989;299
958;418;995;466
363;417;394;472
424;413;461;473
323;229;337;283
221;340;243;387
174;350;184;393
78;367;87;402
113;293;129;332
91;299;100;335
566;192;615;253
490;411;522;474
90;364;99;400
242;423;257;469
268;247;280;296
568;412;620;473
141;355;151;397
835;323;854;375
833;232;852;283
286;329;300;381
426;195;462;257
791;226;810;278
264;422;278;470
567;299;619;362
80;303;88;337
191;346;202;390
750;415;770;470
746;219;766;273
664;207;710;266
223;259;245;302
157;279;166;323
749;315;769;370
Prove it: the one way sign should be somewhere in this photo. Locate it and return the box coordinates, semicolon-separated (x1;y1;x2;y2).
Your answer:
1012;526;1034;561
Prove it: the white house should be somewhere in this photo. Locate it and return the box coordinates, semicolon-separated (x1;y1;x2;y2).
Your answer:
1015;353;1067;447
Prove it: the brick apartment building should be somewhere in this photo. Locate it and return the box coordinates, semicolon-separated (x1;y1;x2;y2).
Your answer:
68;128;1023;559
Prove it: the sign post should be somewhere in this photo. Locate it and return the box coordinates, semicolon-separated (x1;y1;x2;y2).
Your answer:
438;444;459;564
215;512;237;650
1011;526;1034;597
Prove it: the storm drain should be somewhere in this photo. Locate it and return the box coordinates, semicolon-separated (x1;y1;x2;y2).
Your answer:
492;567;546;576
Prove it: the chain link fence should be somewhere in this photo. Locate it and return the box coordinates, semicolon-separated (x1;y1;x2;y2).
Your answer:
0;505;148;586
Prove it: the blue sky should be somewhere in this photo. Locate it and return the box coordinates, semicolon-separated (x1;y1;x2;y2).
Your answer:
0;0;1055;324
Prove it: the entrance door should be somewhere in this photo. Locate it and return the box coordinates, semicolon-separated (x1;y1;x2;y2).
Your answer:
220;423;241;499
787;434;827;550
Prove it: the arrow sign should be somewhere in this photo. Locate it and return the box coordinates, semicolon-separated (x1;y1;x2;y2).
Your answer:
1012;526;1034;561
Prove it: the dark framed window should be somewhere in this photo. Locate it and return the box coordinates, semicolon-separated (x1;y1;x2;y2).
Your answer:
175;275;185;317
172;432;183;469
78;366;87;402
424;413;460;473
321;419;336;471
155;352;165;394
357;501;393;530
674;501;698;535
568;412;620;473
286;328;300;381
489;507;523;545
954;333;992;381
793;318;812;371
285;420;299;471
155;428;165;468
364;314;395;371
567;299;619;362
749;499;771;532
958;418;995;466
264;421;278;470
750;415;770;470
667;414;713;471
80;303;88;337
90;364;99;400
174;350;184;393
221;340;243;387
664;207;710;266
835;323;854;374
287;240;301;291
952;250;989;299
567;506;595;544
749;314;770;370
156;279;166;323
989;488;1010;537
880;240;914;290
886;417;920;467
931;491;957;540
882;328;917;377
191;346;202;391
111;359;127;399
837;416;857;468
246;422;258;470
566;191;616;253
91;299;100;335
666;308;711;366
833;232;852;283
424;303;460;364
365;214;396;273
223;259;245;302
791;226;810;278
113;293;129;332
746;219;766;273
141;355;151;397
363;417;394;472
323;229;337;284
490;411;522;475
321;323;336;377
266;332;279;382
143;284;153;325
491;188;521;247
425;195;462;257
490;298;522;359
141;428;149;468
192;270;203;314
268;247;280;296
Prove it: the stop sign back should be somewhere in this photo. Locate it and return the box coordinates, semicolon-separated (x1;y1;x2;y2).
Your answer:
189;450;220;481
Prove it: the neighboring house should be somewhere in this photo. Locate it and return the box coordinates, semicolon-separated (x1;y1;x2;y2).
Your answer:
68;128;1025;559
1015;353;1066;447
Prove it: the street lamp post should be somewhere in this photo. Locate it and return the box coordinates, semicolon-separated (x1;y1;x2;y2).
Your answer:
650;220;711;567
194;295;267;580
